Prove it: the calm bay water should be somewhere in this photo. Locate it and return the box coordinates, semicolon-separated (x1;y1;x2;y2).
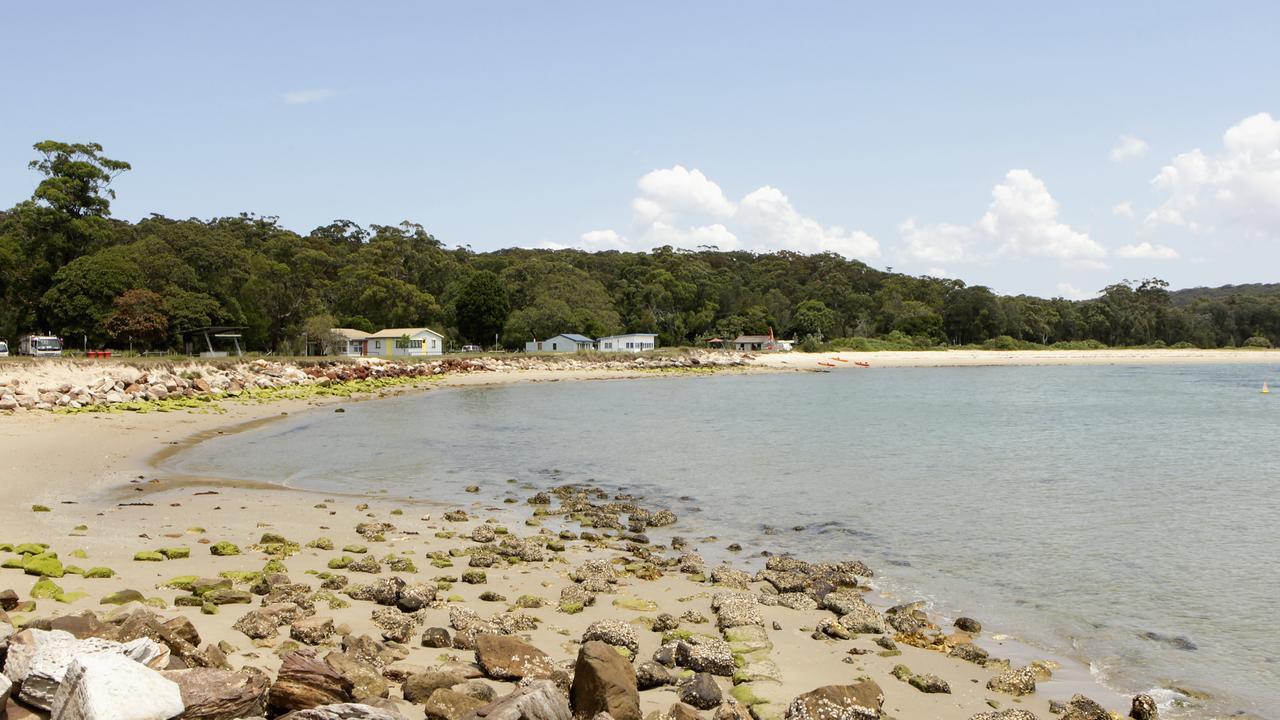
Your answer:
171;364;1280;718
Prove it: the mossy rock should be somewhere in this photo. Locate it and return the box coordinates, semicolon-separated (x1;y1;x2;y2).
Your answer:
2;558;26;570
461;570;487;584
31;577;64;599
174;596;204;607
134;551;165;562
434;532;455;539
14;543;48;555
390;509;404;516
101;589;146;605
24;552;65;578
447;594;465;602
730;684;769;706
145;597;169;609
559;601;585;615
877;649;902;657
55;591;88;604
612;597;659;612
431;558;453;568
662;629;695;644
515;595;544;608
262;559;288;574
201;602;218;615
0;543;13;552
259;532;290;545
891;664;913;681
187;527;206;534
191;577;233;595
31;505;51;513
83;567;115;579
63;565;85;576
218;570;261;584
385;557;417;573
159;547;190;560
343;544;368;554
306;538;334;550
164;575;199;590
210;541;241;556
70;549;88;559
327;556;354;569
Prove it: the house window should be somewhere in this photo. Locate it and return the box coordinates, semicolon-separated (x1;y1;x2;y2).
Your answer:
604;342;612;349
431;339;437;348
552;342;558;350
626;342;634;349
375;341;382;350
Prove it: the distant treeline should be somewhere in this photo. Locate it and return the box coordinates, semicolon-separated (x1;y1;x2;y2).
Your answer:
2;141;1279;352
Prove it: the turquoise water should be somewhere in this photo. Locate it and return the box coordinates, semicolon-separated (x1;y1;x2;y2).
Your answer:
171;365;1280;718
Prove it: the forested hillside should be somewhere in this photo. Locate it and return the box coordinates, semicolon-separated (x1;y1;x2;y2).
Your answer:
3;142;1279;352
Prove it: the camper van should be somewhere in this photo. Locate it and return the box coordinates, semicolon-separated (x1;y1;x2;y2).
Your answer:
19;335;63;357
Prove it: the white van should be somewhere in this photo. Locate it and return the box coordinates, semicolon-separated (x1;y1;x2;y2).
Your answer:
0;340;8;357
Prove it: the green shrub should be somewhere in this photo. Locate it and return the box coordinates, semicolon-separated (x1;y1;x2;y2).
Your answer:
1243;335;1272;348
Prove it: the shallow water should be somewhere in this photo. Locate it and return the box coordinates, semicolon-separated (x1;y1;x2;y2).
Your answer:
171;365;1280;718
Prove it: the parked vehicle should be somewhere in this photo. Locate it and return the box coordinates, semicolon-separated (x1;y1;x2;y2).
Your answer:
0;340;8;357
18;335;63;357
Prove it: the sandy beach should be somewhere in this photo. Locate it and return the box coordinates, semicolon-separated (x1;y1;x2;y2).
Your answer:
2;351;1265;719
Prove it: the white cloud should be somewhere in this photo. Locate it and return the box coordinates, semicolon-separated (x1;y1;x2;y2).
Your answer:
578;229;629;251
641;222;740;250
898;218;977;264
568;166;879;259
1115;242;1180;260
632;166;734;223
1055;282;1095;300
898;170;1106;269
735;186;879;257
282;88;339;105
983;170;1108;264
1146;112;1280;236
1110;135;1149;162
1112;201;1134;218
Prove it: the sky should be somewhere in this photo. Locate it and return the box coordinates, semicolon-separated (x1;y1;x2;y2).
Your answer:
2;2;1279;298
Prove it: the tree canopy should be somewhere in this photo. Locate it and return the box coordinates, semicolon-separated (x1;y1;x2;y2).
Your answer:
3;140;1280;353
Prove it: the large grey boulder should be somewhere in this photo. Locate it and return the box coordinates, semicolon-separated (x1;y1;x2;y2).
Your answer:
278;703;406;720
50;652;184;720
784;680;884;720
466;680;571;720
4;629;169;710
1;673;11;707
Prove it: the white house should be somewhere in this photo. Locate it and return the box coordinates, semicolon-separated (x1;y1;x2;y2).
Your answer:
332;328;372;356
597;333;658;353
364;327;445;357
525;334;595;353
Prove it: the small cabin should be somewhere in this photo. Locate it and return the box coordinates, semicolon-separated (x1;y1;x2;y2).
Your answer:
597;333;658;353
526;334;596;353
364;328;445;357
332;328;372;356
732;335;792;352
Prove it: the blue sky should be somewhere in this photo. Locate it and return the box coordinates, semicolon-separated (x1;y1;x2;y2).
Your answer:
3;2;1279;297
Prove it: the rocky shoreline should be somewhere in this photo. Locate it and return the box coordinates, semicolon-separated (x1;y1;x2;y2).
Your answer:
1;476;1164;720
0;354;753;413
